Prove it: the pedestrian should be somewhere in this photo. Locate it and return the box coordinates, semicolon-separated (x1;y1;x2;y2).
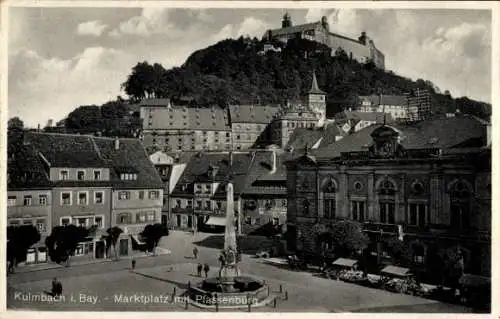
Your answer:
51;277;58;296
131;259;136;270
197;263;203;277
193;247;199;259
203;263;210;278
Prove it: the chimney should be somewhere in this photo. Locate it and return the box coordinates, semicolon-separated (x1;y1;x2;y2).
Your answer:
114;137;120;150
270;150;277;174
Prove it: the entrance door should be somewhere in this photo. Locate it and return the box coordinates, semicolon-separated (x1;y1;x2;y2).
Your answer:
187;215;193;228
119;239;129;256
95;241;105;259
161;214;168;227
176;215;181;228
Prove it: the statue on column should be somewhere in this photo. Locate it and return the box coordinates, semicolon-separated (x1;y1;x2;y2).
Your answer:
219;183;240;279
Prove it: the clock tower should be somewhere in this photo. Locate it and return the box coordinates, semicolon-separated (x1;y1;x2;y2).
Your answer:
305;70;326;127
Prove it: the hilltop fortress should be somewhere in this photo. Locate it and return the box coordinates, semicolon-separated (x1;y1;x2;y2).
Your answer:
264;13;385;69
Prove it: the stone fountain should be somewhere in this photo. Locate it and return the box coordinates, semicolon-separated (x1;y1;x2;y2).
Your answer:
187;182;269;308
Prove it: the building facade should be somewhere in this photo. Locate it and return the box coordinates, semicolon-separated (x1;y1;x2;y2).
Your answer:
140;99;232;153
285;116;491;280
8;132;165;264
264;14;385;69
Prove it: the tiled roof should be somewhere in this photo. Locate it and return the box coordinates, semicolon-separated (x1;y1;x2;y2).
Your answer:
93;137;164;189
337;111;392;124
144;105;230;131
24;132;108;168
312;115;487;160
19;132;163;189
240;151;287;196
8;144;51;190
229;105;280;124
286;123;348;151
359;95;407;106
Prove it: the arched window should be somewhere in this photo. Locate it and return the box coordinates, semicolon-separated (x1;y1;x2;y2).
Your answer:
322;179;336;219
378;180;396;224
450;181;471;229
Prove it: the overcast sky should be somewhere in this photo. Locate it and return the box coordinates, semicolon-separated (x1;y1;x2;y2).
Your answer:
8;6;492;127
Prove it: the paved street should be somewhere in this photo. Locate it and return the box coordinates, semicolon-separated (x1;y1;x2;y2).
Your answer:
7;231;472;313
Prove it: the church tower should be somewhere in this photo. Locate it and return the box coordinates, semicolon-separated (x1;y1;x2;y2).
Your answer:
305;70;326;127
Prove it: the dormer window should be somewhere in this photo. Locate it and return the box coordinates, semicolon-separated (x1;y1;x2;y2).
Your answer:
94;170;101;181
77;170;85;181
120;173;138;181
60;170;69;180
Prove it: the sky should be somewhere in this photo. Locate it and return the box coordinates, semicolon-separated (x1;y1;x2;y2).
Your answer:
8;5;493;128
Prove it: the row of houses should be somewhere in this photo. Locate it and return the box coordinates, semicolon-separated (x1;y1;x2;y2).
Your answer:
7;132;165;264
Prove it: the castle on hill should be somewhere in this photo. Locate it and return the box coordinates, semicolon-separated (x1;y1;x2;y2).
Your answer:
263;13;385;69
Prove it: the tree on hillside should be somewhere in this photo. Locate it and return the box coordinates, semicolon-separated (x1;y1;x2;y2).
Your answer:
7;225;41;273
45;225;89;267
140;223;165;256
121;61;169;101
8;117;24;131
65;105;102;134
104;226;124;260
328;220;369;258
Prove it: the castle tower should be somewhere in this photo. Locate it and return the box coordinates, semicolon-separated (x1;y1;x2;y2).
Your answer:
305;70;326;127
282;12;292;28
321;16;329;32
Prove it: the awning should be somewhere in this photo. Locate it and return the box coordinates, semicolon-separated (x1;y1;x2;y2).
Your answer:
381;265;411;277
459;274;490;287
332;258;358;268
130;234;146;245
206;216;226;227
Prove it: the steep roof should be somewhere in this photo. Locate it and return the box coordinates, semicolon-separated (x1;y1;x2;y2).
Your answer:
93;137;164;189
143;104;230;131
240;151;287;196
359;95;407;106
24;132;108;168
8;144;52;190
312;115;487;160
336;110;392;124
229;105;280;124
19;132;163;189
309;71;325;95
286;123;348;151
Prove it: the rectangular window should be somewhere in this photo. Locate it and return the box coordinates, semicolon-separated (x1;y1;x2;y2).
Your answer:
61;192;72;205
187;200;193;208
78;192;88;205
380;202;395;224
23;195;32;206
175;199;181;208
60;170;69;180
95;216;103;228
138;191;144;200
8;196;16;206
118;191;130;200
77;217;87;227
196;200;202;209
149;191;159;199
61;217;71;226
147;212;155;222
216;201;222;210
36;219;46;232
323;198;335;219
408;203;427;227
95;191;104;204
137;213;146;223
206;201;211;210
39;195;48;205
77;170;85;181
74;244;84;256
351;201;365;222
94;170;101;180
